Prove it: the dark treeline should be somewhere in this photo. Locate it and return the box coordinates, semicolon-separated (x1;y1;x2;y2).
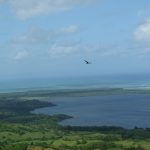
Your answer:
0;99;55;114
61;125;124;132
0;97;72;126
61;125;150;140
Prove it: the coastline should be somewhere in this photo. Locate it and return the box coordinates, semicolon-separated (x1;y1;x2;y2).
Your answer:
29;88;150;129
1;87;150;98
2;88;150;129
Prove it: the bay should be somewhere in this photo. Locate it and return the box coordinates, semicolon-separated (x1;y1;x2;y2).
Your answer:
33;94;150;128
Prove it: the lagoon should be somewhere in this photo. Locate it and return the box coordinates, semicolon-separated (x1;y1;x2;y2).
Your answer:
33;94;150;128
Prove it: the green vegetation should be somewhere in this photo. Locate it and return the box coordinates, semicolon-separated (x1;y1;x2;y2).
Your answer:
0;89;150;150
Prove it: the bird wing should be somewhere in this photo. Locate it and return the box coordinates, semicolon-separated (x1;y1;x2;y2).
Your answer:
84;60;89;63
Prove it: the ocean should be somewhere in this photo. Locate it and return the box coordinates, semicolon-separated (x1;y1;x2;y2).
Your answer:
0;74;150;93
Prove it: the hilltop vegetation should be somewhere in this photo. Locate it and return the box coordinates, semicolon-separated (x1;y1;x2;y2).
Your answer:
1;121;150;150
0;89;150;150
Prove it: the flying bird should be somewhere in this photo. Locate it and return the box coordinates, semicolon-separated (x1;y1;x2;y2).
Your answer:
84;60;92;64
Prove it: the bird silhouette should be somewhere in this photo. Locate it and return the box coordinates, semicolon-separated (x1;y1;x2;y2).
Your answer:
84;60;91;64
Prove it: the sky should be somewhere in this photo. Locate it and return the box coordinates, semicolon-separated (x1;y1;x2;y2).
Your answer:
0;0;150;80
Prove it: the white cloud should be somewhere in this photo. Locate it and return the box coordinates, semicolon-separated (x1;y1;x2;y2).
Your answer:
13;27;50;44
13;25;78;44
48;43;80;57
61;25;78;33
133;19;150;57
134;20;150;43
1;0;96;19
14;50;29;60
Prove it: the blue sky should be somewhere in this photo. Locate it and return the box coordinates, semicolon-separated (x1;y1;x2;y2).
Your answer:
0;0;150;80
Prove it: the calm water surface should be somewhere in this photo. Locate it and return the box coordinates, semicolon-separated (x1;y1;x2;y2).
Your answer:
33;94;150;128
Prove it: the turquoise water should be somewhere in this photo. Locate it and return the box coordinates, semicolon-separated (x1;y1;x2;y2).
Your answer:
33;94;150;128
0;75;150;93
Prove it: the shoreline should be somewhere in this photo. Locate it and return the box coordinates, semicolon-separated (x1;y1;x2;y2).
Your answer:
2;88;150;129
1;87;150;98
30;90;150;129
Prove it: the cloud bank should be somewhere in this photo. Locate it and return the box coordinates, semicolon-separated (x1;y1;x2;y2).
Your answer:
0;0;96;19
